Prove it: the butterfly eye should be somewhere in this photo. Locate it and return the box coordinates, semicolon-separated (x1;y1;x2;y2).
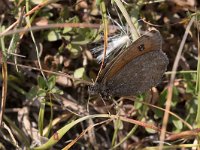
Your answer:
138;44;145;51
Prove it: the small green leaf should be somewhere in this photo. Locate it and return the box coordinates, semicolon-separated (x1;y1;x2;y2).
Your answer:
57;89;64;95
26;86;38;100
51;87;63;95
37;89;46;97
71;28;99;45
145;120;157;133
38;100;46;136
74;67;85;79
46;30;61;41
171;87;179;107
38;76;47;90
67;44;82;58
63;27;72;34
134;96;143;109
48;76;56;90
172;119;183;130
159;89;168;106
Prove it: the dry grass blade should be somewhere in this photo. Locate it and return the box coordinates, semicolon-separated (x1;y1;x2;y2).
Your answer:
159;16;195;149
6;61;91;85
62;119;110;150
114;0;140;40
95;1;108;83
166;128;200;141
0;62;7;126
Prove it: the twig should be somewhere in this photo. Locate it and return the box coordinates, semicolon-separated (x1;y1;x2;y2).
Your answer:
159;16;195;150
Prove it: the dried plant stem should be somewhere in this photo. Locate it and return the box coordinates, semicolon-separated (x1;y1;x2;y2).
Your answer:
95;1;108;83
0;62;7;126
0;23;112;37
159;16;195;150
5;61;92;85
114;0;140;40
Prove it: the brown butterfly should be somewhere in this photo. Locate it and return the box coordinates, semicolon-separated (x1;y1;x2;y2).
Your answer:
89;29;168;97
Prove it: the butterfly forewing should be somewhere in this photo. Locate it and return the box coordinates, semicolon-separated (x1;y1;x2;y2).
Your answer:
91;29;168;97
104;51;168;96
98;29;162;83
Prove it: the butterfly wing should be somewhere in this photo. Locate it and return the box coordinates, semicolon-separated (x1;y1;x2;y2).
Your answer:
97;29;168;96
98;29;162;83
103;50;168;96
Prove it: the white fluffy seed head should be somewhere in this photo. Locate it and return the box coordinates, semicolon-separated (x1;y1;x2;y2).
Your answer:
91;34;131;63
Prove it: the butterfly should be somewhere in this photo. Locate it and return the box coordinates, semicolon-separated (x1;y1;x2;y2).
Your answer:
89;29;168;97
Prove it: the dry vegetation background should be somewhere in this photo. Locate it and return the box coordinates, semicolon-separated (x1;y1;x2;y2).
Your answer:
0;0;200;149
